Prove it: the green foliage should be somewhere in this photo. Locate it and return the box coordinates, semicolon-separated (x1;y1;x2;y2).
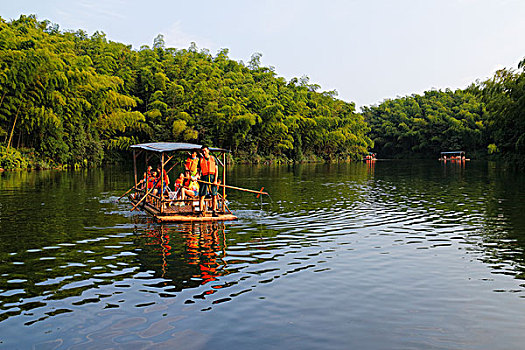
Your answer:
488;143;499;155
0;146;29;169
362;65;525;167
0;15;147;168
362;89;486;158
479;62;525;167
0;15;371;167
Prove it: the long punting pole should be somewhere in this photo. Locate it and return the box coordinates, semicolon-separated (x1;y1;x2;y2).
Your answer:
197;180;269;196
222;152;226;213
117;185;138;201
131;185;156;211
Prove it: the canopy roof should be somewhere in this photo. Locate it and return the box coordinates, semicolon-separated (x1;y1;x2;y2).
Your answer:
130;142;228;153
440;151;465;155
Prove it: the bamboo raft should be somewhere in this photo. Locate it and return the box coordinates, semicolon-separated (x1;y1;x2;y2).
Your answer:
129;195;237;222
124;142;266;223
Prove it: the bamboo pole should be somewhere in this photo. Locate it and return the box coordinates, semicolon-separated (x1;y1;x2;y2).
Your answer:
197;180;268;196
130;186;156;211
162;155;174;169
145;153;151;195
117;185;138;201
222;152;226;213
217;193;232;214
133;149;138;187
160;152;165;214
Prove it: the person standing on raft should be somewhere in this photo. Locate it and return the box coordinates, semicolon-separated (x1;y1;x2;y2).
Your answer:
198;145;219;216
185;150;199;177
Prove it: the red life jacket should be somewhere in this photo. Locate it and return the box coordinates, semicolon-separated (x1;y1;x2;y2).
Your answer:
147;176;156;189
155;175;163;188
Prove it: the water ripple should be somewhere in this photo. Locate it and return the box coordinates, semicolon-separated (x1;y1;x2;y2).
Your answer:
2;163;525;349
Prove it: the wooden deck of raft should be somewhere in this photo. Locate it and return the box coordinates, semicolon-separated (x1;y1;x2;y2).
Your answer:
130;197;237;222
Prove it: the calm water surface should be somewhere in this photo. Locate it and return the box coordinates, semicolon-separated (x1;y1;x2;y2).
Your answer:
1;161;525;349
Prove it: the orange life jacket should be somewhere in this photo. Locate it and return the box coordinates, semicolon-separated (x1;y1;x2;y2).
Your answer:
200;155;216;176
185;157;198;174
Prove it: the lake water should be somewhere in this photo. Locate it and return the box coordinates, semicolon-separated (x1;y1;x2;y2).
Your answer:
1;161;525;349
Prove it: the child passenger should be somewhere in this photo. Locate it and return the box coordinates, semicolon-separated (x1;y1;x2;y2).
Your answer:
181;175;199;200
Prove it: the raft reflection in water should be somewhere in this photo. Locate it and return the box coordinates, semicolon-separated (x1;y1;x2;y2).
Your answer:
135;221;228;292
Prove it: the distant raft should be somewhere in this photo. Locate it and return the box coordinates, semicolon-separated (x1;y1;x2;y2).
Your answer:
439;150;470;162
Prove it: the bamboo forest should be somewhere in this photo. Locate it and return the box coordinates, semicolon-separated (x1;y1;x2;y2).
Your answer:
1;15;525;169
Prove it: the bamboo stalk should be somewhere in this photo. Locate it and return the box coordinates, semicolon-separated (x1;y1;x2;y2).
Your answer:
0;91;6;110
7;100;22;150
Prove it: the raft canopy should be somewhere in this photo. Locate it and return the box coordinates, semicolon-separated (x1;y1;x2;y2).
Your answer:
440;151;465;156
130;142;229;153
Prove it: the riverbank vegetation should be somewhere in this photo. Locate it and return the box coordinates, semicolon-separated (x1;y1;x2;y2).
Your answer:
1;15;524;170
362;88;487;159
0;15;371;170
362;62;525;167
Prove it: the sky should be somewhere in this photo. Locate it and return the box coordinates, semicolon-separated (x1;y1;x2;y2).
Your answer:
3;0;525;109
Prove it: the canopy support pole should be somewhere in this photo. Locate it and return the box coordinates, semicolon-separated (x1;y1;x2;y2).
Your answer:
133;150;138;187
222;152;226;213
160;152;165;214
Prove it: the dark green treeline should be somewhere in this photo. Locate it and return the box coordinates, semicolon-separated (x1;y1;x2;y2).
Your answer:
362;89;487;159
2;15;525;170
0;15;371;169
362;61;525;167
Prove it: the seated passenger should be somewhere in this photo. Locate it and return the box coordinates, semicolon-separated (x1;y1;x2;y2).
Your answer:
172;173;185;200
182;177;199;200
180;170;199;201
174;173;184;190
